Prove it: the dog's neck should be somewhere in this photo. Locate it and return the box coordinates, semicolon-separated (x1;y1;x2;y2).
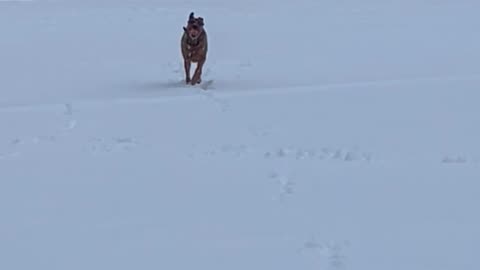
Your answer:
186;31;204;47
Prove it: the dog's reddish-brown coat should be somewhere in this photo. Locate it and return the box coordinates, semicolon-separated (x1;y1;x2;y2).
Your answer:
181;12;208;85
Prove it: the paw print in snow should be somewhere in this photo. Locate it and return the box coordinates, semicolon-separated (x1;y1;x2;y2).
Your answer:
61;103;77;133
190;144;252;159
264;146;372;162
269;172;294;200
88;137;139;155
442;155;471;164
299;238;349;270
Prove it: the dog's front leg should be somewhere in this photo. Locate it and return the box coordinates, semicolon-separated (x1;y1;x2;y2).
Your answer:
184;59;191;84
191;59;205;85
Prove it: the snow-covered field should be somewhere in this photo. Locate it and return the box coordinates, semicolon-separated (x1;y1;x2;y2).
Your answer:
1;1;480;269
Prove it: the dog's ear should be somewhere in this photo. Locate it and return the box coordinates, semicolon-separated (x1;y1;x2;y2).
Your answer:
189;12;195;20
183;26;188;32
198;17;204;26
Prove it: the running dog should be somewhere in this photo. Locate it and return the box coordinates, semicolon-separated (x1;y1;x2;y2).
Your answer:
181;12;208;85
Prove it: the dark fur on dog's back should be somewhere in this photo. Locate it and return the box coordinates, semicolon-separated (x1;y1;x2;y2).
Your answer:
181;12;208;85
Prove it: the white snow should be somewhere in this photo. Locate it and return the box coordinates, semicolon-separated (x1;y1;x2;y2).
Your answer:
1;1;480;269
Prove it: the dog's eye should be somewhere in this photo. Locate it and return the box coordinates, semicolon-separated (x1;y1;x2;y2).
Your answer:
192;25;199;30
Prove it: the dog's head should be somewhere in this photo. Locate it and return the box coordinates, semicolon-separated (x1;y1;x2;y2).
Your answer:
183;12;205;40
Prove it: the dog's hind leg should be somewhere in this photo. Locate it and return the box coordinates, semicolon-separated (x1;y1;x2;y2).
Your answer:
184;59;191;84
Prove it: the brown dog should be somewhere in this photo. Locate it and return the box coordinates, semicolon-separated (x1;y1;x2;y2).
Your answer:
181;12;208;85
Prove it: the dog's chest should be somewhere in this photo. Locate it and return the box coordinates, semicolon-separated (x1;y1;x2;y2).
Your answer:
182;33;207;63
184;43;203;60
186;45;195;57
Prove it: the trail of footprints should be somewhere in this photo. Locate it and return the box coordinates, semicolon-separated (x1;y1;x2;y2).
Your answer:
191;144;374;163
87;137;140;155
3;102;472;269
264;146;373;162
299;238;350;270
0;104;140;160
190;143;480;165
441;155;480;164
269;172;295;201
189;142;479;208
0;135;58;160
2;101;478;165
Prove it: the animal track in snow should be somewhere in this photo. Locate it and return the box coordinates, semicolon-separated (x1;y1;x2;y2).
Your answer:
299;237;350;270
190;144;373;163
0;136;58;160
87;137;140;155
264;147;373;162
269;172;295;201
190;144;252;159
441;155;479;165
61;103;77;132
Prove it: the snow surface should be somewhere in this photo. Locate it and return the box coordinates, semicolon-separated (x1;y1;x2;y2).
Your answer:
1;1;480;269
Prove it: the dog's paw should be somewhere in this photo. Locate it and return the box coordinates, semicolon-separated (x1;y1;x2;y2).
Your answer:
190;78;201;85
